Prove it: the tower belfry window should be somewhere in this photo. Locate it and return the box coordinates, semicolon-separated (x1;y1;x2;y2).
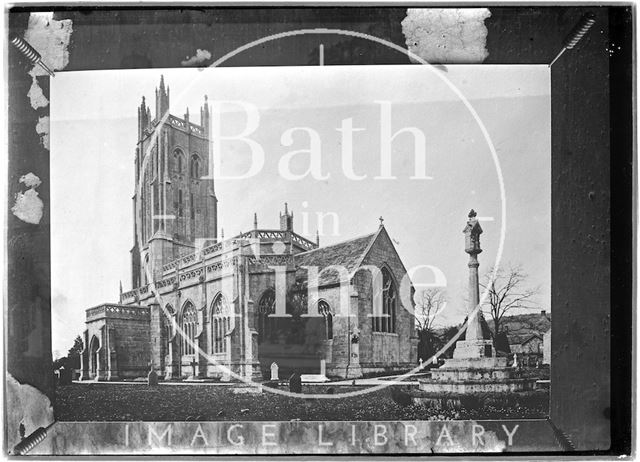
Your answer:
191;155;200;179
174;148;185;173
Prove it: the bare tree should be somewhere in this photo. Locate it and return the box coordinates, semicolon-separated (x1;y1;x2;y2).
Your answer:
414;288;448;364
480;264;539;334
414;288;447;333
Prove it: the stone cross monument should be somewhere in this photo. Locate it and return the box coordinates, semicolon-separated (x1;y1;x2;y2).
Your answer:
465;209;484;341
447;210;506;368
417;209;535;393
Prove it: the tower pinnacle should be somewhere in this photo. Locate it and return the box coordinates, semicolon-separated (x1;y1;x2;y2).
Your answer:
155;74;170;120
280;203;293;231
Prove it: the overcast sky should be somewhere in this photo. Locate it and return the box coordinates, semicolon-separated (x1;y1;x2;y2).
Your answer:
50;65;550;356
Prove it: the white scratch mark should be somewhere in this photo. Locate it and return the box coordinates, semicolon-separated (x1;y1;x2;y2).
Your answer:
181;49;212;66
12;173;44;224
401;8;491;64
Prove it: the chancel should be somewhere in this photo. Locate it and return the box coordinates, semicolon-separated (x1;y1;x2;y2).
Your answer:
79;76;419;382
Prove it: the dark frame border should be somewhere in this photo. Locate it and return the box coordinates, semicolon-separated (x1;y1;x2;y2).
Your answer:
5;5;633;456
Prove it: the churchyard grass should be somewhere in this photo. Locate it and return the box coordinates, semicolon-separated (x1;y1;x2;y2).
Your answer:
54;383;548;421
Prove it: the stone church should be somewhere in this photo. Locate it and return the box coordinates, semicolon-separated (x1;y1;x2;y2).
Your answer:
79;76;418;381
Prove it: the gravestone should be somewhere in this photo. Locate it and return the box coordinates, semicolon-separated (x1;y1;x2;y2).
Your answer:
432;356;438;365
512;353;519;369
419;358;423;367
289;372;302;393
270;362;279;381
320;359;326;377
148;369;158;386
58;366;72;385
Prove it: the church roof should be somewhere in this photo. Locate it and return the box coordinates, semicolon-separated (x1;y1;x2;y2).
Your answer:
294;230;380;285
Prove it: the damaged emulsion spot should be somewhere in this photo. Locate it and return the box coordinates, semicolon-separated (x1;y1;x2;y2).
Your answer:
27;76;49;109
5;373;53;453
181;49;212;66
35;116;50;150
23;12;73;148
12;173;44;225
401;8;491;64
24;12;73;78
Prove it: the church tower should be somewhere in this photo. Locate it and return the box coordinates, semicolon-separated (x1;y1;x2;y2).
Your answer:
130;76;217;288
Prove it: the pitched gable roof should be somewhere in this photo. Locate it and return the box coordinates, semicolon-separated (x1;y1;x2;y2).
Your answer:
293;229;381;285
500;312;551;344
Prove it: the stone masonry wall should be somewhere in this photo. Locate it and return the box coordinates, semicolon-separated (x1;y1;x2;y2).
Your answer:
357;230;418;372
106;317;151;379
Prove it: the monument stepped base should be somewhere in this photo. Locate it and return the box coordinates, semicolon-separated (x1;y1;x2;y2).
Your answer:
418;375;537;394
421;359;537;394
421;345;537;394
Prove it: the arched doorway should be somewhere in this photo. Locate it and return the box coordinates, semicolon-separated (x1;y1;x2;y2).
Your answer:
89;335;100;378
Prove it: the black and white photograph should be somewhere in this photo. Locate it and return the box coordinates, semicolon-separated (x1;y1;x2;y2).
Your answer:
50;63;551;422
5;5;632;457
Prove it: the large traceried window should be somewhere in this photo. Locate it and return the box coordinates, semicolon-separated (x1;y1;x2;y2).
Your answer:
181;301;197;355
318;300;333;340
372;267;397;333
211;294;231;354
256;289;275;344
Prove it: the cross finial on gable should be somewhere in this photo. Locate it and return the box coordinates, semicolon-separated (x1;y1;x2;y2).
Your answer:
379;216;384;227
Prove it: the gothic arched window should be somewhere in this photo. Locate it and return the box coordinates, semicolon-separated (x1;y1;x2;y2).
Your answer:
318;300;333;340
211;294;231;354
174;148;185;173
372;267;397;333
190;154;201;179
256;289;275;344
181;301;197;356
